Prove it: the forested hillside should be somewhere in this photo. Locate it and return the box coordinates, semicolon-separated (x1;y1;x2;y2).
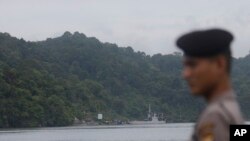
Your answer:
0;32;249;127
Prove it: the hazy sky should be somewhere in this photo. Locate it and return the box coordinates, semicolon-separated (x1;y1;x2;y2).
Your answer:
0;0;250;57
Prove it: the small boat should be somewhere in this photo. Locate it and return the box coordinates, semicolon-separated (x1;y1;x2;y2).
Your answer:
129;104;166;125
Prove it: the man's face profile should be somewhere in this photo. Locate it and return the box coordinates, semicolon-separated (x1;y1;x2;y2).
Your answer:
182;56;223;96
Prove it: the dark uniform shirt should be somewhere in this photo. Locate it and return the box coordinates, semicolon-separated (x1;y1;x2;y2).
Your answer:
190;90;244;141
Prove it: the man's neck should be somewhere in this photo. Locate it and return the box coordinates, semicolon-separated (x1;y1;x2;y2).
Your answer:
205;77;232;103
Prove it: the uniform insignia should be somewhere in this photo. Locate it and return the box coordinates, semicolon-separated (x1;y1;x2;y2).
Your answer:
201;132;214;141
199;122;214;141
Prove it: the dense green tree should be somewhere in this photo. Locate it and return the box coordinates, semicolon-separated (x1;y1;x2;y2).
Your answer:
0;32;249;127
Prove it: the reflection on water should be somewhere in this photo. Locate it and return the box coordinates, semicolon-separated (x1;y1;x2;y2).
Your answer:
0;123;193;141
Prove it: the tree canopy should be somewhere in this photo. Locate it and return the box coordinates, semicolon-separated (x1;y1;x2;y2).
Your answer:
0;32;249;127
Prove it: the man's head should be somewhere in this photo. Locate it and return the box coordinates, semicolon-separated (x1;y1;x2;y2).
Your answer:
176;28;233;96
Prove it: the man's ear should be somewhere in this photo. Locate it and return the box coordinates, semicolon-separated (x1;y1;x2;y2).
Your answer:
215;55;227;73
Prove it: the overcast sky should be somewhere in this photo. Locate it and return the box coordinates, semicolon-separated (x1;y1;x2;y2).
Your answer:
0;0;250;57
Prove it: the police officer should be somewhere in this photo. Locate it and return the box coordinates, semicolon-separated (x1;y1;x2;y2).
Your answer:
176;28;244;141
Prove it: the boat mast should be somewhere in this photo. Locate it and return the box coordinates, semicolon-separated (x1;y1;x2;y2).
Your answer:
148;104;152;120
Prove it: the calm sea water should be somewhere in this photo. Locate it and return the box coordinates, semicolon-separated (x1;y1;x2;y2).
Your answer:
0;123;193;141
